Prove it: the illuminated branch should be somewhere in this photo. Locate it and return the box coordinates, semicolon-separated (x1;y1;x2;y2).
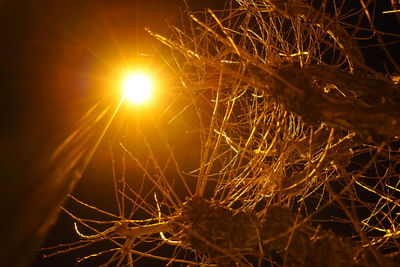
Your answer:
248;64;400;142
262;0;365;71
74;221;172;240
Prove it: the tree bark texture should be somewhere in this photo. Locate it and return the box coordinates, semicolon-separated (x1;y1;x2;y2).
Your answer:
174;197;365;267
248;64;400;142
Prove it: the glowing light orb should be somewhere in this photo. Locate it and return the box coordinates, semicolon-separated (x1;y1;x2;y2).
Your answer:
122;73;153;103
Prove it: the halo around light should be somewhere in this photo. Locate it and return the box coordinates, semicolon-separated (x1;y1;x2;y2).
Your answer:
122;73;153;104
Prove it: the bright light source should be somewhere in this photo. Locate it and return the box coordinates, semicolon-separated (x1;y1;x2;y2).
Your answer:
122;73;153;104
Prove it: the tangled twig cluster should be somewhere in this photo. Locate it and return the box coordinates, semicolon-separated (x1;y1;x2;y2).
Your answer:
42;0;400;266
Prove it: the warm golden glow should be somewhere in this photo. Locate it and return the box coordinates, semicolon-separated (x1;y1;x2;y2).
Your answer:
122;73;153;103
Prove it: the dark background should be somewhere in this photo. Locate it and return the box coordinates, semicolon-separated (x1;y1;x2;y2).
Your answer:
0;0;398;266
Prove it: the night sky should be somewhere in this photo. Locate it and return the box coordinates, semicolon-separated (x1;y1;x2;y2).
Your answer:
0;0;399;266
